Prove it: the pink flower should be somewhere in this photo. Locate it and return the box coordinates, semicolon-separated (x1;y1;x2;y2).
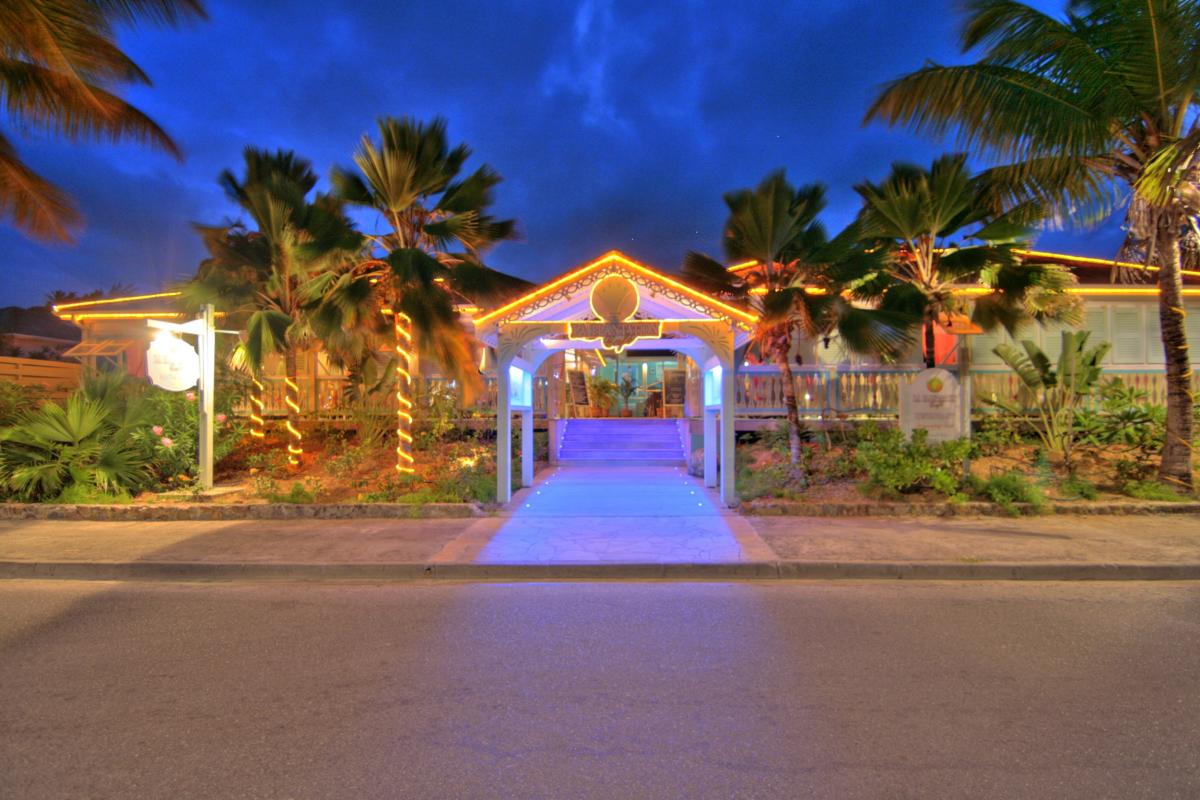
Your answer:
160;437;174;448
185;391;195;402
152;425;164;436
216;413;227;424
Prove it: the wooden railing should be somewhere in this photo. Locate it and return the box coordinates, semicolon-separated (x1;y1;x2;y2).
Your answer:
244;366;1193;421
735;364;1200;417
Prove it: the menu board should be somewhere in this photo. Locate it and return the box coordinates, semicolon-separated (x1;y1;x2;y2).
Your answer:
567;369;590;407
663;368;687;406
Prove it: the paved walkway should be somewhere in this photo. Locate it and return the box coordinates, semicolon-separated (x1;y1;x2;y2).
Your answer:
432;466;774;565
2;483;1200;579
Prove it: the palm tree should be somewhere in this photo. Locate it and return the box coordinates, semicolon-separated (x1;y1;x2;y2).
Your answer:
329;116;522;473
851;154;1080;369
865;0;1200;486
682;171;914;465
184;148;360;466
0;0;205;241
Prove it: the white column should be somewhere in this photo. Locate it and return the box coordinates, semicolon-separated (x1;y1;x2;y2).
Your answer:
521;409;534;487
719;361;736;506
703;408;717;487
197;304;215;491
496;361;512;504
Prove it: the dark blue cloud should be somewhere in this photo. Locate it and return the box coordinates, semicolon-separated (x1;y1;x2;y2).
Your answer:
0;0;1119;306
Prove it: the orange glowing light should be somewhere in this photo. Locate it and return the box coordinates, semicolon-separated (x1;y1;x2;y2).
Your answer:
52;291;183;312
473;251;758;327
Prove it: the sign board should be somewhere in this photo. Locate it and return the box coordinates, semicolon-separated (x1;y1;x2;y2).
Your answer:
566;369;590;407
663;368;687;406
899;368;963;442
146;334;200;392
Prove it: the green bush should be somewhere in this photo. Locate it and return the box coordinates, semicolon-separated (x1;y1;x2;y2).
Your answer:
854;426;972;498
1059;476;1098;500
1122;480;1189;502
736;460;795;500
0;381;48;428
258;478;321;504
0;393;151;501
54;484;134;504
976;470;1048;516
137;384;244;488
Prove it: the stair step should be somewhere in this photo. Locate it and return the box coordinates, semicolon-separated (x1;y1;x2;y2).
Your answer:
557;458;686;467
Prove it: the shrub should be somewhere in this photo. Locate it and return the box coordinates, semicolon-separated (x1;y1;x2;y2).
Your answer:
737;461;795;500
976;470;1048;516
54;484;133;504
0;394;151;501
137;384;244;488
987;331;1110;465
854;427;972;498
1059;476;1098;500
1122;480;1189;502
0;381;48;427
258;478;321;504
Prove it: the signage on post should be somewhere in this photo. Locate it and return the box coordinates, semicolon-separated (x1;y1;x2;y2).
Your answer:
899;368;963;442
567;369;590;407
663;368;687;406
146;333;200;392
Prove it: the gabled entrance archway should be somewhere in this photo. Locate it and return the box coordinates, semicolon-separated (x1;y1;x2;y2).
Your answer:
473;251;757;507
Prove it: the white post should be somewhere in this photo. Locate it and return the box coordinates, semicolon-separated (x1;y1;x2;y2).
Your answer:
719;361;737;506
198;304;215;491
521;409;534;487
958;335;973;440
703;408;717;487
496;361;513;504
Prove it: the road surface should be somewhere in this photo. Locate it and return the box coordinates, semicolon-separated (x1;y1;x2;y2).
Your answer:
2;580;1198;799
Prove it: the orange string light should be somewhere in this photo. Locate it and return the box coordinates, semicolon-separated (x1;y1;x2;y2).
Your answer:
394;312;415;474
249;377;266;439
284;377;302;466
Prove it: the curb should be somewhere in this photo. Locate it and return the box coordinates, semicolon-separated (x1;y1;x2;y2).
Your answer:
743;500;1200;517
3;560;1198;582
0;502;485;522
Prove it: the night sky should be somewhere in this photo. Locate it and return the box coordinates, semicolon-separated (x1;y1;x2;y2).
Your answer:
0;0;1125;307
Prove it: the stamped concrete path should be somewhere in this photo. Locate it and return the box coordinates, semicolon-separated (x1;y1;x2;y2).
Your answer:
430;466;774;565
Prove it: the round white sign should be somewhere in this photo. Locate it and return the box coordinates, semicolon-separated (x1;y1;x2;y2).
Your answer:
147;335;200;392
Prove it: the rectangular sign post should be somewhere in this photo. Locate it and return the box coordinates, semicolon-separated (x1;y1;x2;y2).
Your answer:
148;304;219;491
197;304;215;490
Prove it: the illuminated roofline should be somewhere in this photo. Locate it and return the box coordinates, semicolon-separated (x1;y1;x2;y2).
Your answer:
473;250;758;327
52;291;183;313
727;249;1200;278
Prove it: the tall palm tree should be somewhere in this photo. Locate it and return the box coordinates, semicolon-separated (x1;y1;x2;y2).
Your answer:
329;116;522;473
851;153;1080;369
865;0;1200;486
0;0;204;241
682;171;914;465
184;148;360;466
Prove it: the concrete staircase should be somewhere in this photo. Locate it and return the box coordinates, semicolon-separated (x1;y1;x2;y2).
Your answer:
557;418;686;466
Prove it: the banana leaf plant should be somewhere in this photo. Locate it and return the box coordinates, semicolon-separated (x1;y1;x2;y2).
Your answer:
987;331;1111;464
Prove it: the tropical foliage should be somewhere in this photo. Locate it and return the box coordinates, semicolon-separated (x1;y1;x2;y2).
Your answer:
0;0;205;241
849;153;1081;366
866;0;1200;487
325;116;523;472
987;330;1111;462
0;370;150;500
183;148;361;466
682;171;913;464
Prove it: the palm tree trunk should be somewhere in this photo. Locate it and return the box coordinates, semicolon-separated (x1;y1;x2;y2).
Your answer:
283;347;303;468
1155;214;1194;488
773;337;803;465
923;318;937;369
394;311;415;473
248;375;265;439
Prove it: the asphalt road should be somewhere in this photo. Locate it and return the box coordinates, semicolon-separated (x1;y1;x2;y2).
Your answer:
1;580;1198;799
